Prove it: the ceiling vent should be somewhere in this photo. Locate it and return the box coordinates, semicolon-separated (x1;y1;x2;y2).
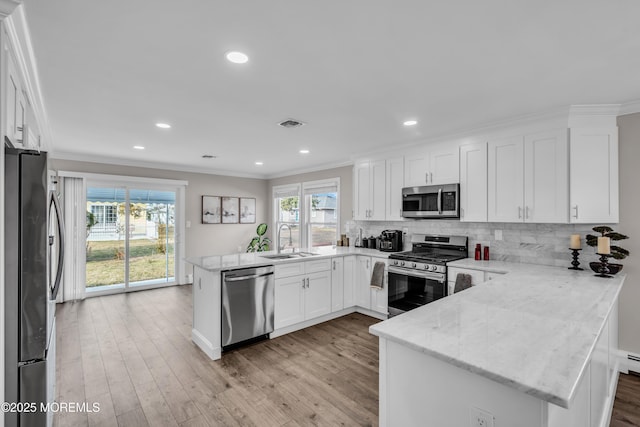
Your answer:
201;154;216;159
278;119;306;129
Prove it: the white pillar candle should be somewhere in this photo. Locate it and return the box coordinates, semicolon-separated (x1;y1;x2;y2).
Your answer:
570;234;581;249
597;236;611;255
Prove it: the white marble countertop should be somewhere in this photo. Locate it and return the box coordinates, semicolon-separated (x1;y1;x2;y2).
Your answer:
369;260;625;408
185;246;390;272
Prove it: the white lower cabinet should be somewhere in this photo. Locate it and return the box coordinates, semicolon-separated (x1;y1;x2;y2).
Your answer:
356;255;388;315
274;260;331;330
343;256;356;308
355;256;372;309
331;257;344;312
274;275;306;329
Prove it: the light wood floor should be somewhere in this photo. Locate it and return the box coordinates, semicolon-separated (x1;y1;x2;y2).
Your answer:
55;285;640;427
54;285;380;426
611;373;640;426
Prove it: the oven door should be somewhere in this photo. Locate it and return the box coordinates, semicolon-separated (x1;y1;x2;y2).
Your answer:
387;266;446;316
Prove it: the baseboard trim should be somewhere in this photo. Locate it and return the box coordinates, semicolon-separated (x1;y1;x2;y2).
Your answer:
192;328;221;360
271;306;388;338
271;308;357;338
617;349;640;374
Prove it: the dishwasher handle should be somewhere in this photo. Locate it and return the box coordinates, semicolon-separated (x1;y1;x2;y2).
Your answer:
225;272;273;282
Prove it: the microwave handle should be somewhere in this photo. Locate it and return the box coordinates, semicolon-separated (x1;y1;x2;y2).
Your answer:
437;188;442;214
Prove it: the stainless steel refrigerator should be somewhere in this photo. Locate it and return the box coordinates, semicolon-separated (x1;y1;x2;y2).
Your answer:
4;147;64;427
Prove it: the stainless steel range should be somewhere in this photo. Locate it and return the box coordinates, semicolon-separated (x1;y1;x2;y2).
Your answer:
387;234;468;316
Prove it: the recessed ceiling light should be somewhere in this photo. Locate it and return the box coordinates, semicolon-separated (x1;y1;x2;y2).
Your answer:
133;145;145;150
403;120;418;126
226;51;249;64
299;149;310;154
255;161;263;166
156;122;171;129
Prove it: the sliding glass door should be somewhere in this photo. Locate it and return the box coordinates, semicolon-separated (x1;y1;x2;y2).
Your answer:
86;185;176;293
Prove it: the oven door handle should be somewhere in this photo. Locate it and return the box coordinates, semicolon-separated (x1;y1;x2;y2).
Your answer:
388;266;445;282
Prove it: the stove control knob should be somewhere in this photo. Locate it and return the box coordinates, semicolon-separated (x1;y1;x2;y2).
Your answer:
400;261;405;267
411;263;417;268
393;260;398;266
431;265;438;271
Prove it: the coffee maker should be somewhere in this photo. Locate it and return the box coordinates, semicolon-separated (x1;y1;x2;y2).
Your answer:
379;230;403;252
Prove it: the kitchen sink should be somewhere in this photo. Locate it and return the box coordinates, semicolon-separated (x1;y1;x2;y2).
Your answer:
259;252;318;260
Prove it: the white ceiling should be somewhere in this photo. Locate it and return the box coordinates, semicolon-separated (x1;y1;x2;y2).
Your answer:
22;0;640;178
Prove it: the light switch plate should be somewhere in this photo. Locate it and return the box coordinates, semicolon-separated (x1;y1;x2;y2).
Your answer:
494;229;503;241
186;220;192;228
469;407;495;427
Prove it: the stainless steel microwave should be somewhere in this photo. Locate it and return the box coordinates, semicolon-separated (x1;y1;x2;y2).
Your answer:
401;183;460;219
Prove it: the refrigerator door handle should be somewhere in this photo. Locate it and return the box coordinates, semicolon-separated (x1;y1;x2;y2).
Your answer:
49;191;65;301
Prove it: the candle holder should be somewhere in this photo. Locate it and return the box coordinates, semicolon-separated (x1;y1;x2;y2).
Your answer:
594;253;613;278
568;248;583;270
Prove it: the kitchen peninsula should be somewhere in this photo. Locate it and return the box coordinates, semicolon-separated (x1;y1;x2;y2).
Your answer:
186;246;390;360
370;260;624;427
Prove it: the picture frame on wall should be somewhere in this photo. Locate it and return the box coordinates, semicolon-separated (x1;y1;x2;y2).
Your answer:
239;197;256;224
202;195;221;224
222;196;239;223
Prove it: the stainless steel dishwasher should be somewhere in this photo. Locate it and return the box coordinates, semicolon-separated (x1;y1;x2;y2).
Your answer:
221;265;275;348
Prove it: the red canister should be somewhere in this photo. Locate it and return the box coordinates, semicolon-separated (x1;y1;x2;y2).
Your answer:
484;246;490;260
475;243;481;260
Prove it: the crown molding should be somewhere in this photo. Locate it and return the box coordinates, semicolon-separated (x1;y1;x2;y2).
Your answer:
49;151;268;180
0;0;20;19
567;104;620;128
619;99;640;116
265;160;354;180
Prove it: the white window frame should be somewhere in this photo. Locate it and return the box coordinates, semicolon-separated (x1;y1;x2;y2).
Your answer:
302;178;340;248
273;178;340;250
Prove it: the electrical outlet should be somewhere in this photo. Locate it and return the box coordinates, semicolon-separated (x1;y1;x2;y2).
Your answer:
186;220;191;228
402;227;409;235
187;273;193;283
494;229;503;241
469;407;495;427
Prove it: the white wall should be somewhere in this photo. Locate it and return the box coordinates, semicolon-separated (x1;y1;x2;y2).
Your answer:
617;112;640;355
50;159;270;276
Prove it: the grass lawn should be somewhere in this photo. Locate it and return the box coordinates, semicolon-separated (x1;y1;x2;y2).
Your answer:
86;239;174;287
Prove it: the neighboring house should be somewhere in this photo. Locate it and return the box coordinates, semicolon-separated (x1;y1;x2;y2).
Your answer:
310;193;337;223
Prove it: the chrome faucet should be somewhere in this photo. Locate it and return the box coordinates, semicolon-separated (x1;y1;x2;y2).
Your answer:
277;224;293;253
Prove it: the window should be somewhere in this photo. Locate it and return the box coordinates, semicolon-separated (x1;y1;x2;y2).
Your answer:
304;180;339;247
273;184;301;252
273;178;340;250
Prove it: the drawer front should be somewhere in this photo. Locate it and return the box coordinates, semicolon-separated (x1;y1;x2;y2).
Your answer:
305;259;331;274
275;262;305;279
448;267;485;286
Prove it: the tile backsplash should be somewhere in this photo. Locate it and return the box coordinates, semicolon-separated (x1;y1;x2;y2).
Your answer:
345;220;612;268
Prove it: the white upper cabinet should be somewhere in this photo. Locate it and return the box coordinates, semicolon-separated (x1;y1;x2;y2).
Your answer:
459;142;488;222
354;158;402;221
404;144;460;187
524;130;568;223
488;130;568;223
404;151;430;187
385;157;404;221
354;161;371;220
569;128;619;223
488;136;525;222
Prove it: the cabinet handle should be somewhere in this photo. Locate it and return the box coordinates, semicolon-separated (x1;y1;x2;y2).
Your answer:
333;260;336;270
518;206;522;219
461;207;464;219
430;172;433;183
367;259;370;269
572;205;579;219
306;278;310;288
525;206;530;219
302;279;306;289
198;278;201;289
